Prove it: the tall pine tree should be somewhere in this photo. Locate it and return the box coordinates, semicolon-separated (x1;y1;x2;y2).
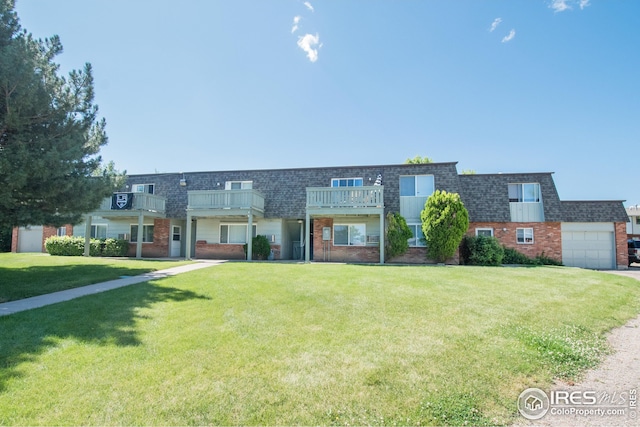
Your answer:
0;0;119;229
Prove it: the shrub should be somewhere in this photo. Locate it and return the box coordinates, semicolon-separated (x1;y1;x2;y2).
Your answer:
45;236;129;257
461;235;504;266
421;190;469;263
102;238;129;257
502;246;562;266
385;212;413;259
243;235;271;260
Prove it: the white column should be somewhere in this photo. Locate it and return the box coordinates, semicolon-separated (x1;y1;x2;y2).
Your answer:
136;213;144;259
247;210;253;261
299;221;304;260
379;211;385;264
305;212;311;263
83;214;92;257
185;213;192;259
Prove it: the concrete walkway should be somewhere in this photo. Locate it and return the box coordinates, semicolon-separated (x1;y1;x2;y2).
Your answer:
0;260;224;317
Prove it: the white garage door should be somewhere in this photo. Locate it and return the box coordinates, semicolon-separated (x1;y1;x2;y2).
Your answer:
561;223;615;269
17;226;44;253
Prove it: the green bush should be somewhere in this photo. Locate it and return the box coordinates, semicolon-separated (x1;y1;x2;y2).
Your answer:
385;212;413;259
243;235;271;260
45;236;129;257
421;190;469;263
502;246;562;266
461;235;504;266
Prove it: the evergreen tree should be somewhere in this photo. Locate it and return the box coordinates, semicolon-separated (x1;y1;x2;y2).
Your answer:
421;190;469;263
0;0;119;229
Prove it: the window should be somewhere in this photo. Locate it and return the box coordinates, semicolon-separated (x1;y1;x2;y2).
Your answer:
130;225;154;243
476;228;494;237
516;228;534;244
331;178;363;187
333;224;366;246
400;175;434;197
172;226;181;242
407;224;426;247
56;227;67;237
220;224;257;244
90;224;107;239
508;183;540;203
635;217;640;225
132;183;155;194
225;181;252;190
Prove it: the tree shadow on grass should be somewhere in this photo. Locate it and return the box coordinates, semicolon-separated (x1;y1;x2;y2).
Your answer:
0;277;210;393
0;263;183;302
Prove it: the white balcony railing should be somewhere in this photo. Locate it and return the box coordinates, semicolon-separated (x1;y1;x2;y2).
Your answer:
188;189;265;211
98;193;166;212
306;186;384;209
509;202;544;222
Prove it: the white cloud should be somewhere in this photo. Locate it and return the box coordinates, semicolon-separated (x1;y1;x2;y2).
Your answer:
502;29;516;43
490;18;502;32
291;16;301;33
550;0;590;12
297;33;321;62
303;1;314;12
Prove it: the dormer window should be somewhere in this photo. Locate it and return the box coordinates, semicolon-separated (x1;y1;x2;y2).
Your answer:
508;183;540;203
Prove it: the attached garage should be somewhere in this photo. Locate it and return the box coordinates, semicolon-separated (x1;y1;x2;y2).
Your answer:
561;223;615;269
16;226;44;253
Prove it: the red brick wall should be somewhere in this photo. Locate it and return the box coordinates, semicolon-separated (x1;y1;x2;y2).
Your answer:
386;247;460;265
42;226;58;252
127;218;170;258
467;222;562;262
615;222;628;269
312;218;380;263
196;242;246;259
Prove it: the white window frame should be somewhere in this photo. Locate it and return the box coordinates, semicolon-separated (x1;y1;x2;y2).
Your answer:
516;228;534;244
508;183;540;203
90;224;107;239
130;224;154;243
475;228;494;237
400;175;435;197
219;224;257;244
225;181;253;190
407;223;426;247
331;178;363;187
56;227;67;237
333;224;366;246
132;183;155;194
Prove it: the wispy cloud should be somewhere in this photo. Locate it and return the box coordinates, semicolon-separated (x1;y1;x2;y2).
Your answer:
291;16;301;34
502;29;516;43
550;0;590;12
303;1;314;12
297;33;321;62
489;18;502;32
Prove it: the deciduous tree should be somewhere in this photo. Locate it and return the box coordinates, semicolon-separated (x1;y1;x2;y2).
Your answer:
421;190;469;263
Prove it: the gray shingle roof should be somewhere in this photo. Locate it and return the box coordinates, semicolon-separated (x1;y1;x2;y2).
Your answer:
561;201;629;223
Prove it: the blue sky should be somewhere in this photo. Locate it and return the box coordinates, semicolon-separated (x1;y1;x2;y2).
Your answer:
14;0;640;203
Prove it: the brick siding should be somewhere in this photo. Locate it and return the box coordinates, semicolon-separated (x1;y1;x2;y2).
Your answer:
126;218;170;258
616;222;628;269
467;221;562;262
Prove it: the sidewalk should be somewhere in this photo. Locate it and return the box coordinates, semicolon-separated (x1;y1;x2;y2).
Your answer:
0;260;224;317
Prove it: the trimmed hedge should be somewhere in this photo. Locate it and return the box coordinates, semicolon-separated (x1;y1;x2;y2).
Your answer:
45;236;129;257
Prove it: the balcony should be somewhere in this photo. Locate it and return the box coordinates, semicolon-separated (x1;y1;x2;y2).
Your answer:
187;189;265;217
94;193;166;217
510;202;544;222
306;186;384;215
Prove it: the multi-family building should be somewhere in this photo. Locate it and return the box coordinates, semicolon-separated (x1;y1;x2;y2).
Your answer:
12;162;629;269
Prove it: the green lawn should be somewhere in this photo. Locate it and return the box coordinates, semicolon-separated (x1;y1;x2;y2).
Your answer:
0;263;639;425
0;253;192;302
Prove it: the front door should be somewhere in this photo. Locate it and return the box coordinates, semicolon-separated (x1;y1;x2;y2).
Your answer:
171;226;181;257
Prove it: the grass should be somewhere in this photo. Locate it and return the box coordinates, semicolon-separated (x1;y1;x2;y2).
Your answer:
0;263;639;425
0;253;192;302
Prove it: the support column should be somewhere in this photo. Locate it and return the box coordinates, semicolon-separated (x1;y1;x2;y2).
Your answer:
379;211;385;264
136;213;144;259
305;212;311;263
185;212;192;259
83;214;92;257
299;220;304;260
247;210;253;261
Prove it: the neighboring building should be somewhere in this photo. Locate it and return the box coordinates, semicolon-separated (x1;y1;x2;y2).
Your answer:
626;206;640;238
12;162;629;269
